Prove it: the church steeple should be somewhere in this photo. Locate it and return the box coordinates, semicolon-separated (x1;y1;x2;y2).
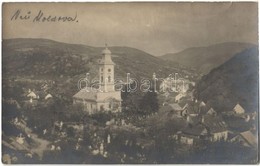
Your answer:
99;46;115;92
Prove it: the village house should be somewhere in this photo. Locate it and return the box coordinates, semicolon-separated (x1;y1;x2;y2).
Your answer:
73;47;122;114
233;103;245;114
178;124;207;146
182;102;200;117
177;113;228;145
202;115;228;142
175;93;185;103
199;101;206;107
206;107;217;115
229;130;257;148
45;94;53;100
160;103;185;116
27;91;38;99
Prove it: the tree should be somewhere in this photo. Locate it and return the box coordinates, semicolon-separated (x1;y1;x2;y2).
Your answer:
139;89;159;115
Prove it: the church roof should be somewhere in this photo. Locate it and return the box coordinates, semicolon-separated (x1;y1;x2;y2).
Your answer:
102;47;111;55
73;87;98;101
99;47;115;65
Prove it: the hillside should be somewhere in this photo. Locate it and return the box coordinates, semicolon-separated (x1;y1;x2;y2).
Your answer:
3;38;198;100
3;38;194;81
160;42;255;74
194;46;258;113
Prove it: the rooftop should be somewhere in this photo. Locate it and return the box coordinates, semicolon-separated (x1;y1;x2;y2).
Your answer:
203;115;227;133
73;87;98;101
240;130;257;147
102;47;112;55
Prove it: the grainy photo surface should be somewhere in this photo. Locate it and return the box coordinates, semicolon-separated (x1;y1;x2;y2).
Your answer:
2;2;259;164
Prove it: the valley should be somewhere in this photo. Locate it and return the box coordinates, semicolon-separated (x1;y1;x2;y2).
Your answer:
2;38;258;164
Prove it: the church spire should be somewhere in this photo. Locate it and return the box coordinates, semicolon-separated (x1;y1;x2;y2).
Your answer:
99;45;115;92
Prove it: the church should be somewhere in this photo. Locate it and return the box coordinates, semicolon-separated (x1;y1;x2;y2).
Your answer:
73;47;122;114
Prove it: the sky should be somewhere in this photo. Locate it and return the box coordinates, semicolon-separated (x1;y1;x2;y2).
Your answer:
3;2;258;56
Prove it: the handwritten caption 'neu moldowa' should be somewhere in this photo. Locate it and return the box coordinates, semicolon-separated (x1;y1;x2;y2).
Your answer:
11;9;78;23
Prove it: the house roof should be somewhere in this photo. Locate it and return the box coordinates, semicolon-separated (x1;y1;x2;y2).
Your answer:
199;101;206;107
179;133;199;139
180;103;189;109
186;103;200;115
169;103;183;111
240;131;257;147
233;103;245;113
207;107;216;115
73;87;98;101
175;93;184;99
45;94;53;99
187;116;201;125
27;92;37;97
182;124;207;136
203;115;227;133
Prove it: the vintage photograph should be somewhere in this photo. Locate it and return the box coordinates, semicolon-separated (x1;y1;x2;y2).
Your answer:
2;2;258;164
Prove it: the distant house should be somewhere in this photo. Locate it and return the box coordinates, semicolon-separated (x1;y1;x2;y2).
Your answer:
186;115;201;125
207;107;217;115
27;91;37;99
202;115;228;142
233;103;245;114
160;103;184;116
136;138;155;150
45;94;53;100
230;130;257;148
184;103;200;117
180;114;228;144
175;93;185;103
199;101;206;108
169;103;183;115
179;124;208;145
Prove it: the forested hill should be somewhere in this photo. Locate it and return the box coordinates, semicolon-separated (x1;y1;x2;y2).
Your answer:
3;38;196;81
195;46;258;113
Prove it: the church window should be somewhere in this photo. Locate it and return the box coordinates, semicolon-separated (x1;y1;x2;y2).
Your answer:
108;69;111;72
108;76;111;82
101;76;103;83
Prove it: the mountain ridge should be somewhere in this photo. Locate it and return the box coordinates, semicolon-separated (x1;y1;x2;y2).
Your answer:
160;42;256;74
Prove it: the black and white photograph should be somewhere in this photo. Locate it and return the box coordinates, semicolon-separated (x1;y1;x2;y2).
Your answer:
2;2;259;164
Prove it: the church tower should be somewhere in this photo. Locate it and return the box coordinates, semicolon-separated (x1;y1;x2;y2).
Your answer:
73;45;122;113
98;47;115;92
